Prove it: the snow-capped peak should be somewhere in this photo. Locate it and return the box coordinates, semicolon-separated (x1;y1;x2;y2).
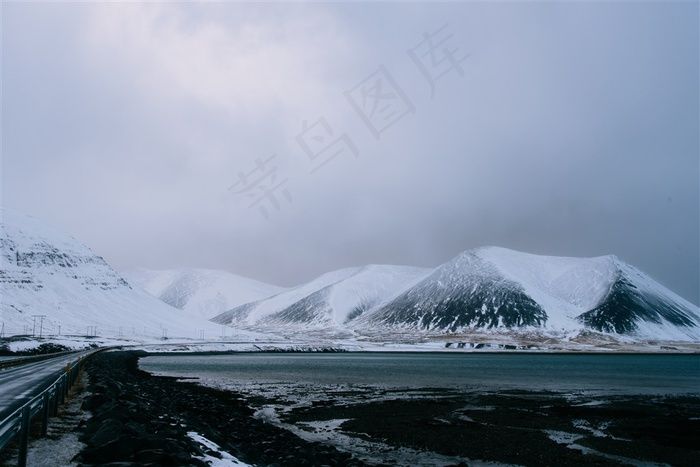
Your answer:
362;247;700;341
473;247;618;328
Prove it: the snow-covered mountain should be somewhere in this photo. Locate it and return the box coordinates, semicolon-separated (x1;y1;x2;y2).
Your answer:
211;265;430;330
360;247;700;341
125;268;284;320
0;209;219;339
3;207;697;344
212;246;699;341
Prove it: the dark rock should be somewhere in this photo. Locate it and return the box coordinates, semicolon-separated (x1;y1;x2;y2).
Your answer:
88;418;124;446
134;448;190;465
77;351;361;467
81;392;109;411
80;435;141;462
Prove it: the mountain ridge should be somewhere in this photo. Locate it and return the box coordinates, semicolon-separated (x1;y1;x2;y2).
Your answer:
211;265;431;330
360;247;700;340
3;208;697;343
0;209;219;338
213;246;700;341
125;267;284;320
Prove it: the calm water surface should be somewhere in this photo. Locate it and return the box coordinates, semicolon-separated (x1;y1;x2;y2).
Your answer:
140;352;700;394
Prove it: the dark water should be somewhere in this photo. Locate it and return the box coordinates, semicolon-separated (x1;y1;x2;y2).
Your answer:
140;352;700;394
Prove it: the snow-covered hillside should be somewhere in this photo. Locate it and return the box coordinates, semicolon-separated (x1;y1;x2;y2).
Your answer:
0;209;219;339
211;265;430;330
3;208;697;344
126;268;283;320
361;247;700;341
211;246;699;341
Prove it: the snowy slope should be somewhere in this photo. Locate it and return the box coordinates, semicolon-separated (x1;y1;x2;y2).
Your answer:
479;247;616;330
212;267;362;327
577;261;700;340
0;209;220;338
125;268;284;320
361;247;700;341
5;207;694;343
211;265;430;330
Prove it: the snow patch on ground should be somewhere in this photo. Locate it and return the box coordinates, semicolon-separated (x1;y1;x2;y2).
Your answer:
253;406;281;424
252;406;508;467
187;432;252;467
291;416;510;467
544;428;663;466
544;429;585;445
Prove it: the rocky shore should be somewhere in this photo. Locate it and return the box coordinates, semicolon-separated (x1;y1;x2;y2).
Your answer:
76;351;363;466
75;351;700;467
282;389;700;466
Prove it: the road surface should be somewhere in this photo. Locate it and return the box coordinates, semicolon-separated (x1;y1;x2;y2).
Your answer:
0;351;90;421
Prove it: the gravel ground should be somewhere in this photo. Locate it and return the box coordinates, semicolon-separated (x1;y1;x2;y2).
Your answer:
76;351;366;466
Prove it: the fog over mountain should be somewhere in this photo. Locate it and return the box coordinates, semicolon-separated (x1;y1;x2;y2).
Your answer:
2;1;698;304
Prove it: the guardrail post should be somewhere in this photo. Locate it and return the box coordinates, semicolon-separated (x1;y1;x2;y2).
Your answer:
41;392;50;436
52;386;59;416
17;406;30;467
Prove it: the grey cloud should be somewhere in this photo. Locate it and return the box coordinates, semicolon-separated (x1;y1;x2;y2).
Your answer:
2;2;698;303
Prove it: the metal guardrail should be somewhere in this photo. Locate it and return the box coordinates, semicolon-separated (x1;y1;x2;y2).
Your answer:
0;350;80;371
0;352;91;467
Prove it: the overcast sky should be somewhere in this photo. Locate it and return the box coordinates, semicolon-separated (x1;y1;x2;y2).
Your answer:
2;2;698;304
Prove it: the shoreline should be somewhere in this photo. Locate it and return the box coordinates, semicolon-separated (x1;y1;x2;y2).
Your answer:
72;350;700;466
4;331;700;357
136;348;700;356
76;350;363;466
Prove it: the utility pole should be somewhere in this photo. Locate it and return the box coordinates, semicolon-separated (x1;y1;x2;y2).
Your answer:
31;315;46;337
37;315;46;338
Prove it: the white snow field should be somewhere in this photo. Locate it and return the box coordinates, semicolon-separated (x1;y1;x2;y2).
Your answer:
0;209;221;339
125;267;284;320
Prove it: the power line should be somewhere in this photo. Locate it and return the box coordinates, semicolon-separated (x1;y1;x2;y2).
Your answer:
31;315;47;338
